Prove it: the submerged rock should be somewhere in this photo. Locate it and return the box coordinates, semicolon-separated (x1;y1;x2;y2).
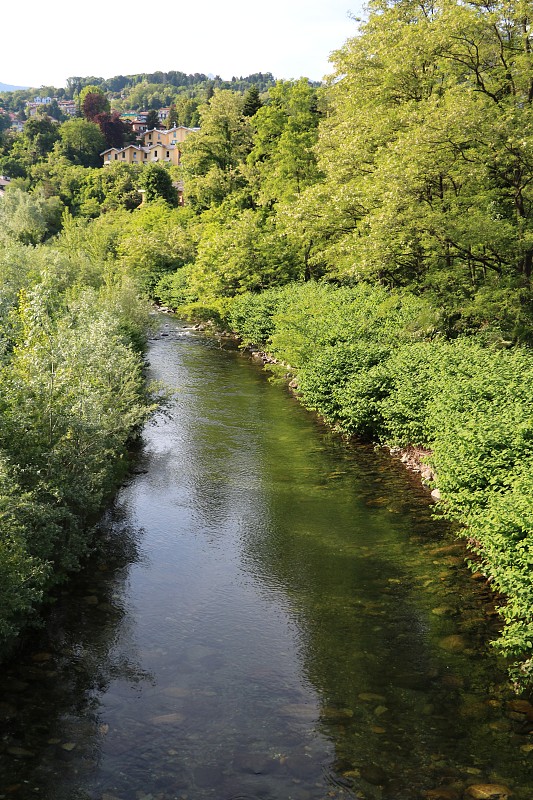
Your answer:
358;692;386;703
464;785;511;799
233;752;271;775
423;788;460;800
7;746;35;757
506;699;533;720
439;634;467;652
280;703;317;720
360;763;388;785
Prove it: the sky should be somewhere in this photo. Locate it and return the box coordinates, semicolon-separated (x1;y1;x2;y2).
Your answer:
2;0;363;89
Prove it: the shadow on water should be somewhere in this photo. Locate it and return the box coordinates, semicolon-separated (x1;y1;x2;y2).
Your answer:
0;509;153;800
0;318;532;800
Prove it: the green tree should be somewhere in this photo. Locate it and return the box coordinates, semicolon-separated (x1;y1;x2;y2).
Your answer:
0;111;11;134
58;118;106;167
140;163;178;205
295;0;533;336
248;79;322;206
180;89;252;209
166;104;179;128
22;115;60;160
184;206;302;301
242;84;262;117
0;187;63;245
145;109;160;130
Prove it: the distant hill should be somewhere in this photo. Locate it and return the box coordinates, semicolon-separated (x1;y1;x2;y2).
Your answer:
0;82;29;92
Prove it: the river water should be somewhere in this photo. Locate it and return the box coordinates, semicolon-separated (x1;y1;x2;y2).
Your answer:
0;318;531;800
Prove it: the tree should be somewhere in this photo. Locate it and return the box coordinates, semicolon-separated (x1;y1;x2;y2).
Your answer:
0;187;63;245
23;115;60;159
293;0;533;336
0;111;11;134
166;104;178;129
79;86;110;121
172;95;200;127
94;111;131;148
242;84;262;117
180;89;252;209
58;118;106;167
79;163;143;215
145;109;160;130
248;79;322;206
188;207;302;299
47;100;63;122
140;163;178;205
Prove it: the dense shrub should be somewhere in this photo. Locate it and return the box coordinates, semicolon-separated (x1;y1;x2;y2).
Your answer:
0;232;153;657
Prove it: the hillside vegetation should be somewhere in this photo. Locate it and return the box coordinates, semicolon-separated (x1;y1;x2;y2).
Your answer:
0;0;531;685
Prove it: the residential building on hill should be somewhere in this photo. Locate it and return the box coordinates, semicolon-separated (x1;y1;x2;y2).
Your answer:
143;126;198;146
26;98;77;117
101;126;199;168
101;142;181;166
119;112;148;134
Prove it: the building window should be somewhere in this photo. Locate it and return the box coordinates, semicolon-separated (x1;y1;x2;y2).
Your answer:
166;151;170;158
154;150;158;157
114;154;118;160
122;152;125;158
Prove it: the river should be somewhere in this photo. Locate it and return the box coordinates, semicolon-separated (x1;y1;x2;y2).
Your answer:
0;317;531;800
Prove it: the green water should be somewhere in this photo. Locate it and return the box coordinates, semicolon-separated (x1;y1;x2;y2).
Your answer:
0;318;531;800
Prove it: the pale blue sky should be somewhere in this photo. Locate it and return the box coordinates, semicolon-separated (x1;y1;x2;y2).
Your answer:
3;0;364;89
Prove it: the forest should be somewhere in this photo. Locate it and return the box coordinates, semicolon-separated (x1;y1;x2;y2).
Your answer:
0;0;532;687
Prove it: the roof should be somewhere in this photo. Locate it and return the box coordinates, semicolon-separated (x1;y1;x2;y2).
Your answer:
144;126;199;135
100;143;179;156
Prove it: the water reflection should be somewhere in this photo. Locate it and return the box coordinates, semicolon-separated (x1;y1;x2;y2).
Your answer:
0;510;152;800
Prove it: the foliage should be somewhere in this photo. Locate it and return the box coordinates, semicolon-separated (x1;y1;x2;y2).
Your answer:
180;89;252;210
248;79;322;206
0;204;153;657
286;0;533;339
93;111;132;149
140;163;178;205
242;85;262;117
185;206;303;299
0;186;64;245
80;87;110;121
58;118;106;167
115;201;196;290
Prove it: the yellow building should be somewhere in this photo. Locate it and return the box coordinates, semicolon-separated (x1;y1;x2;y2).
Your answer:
102;143;181;166
101;126;199;167
143;126;198;147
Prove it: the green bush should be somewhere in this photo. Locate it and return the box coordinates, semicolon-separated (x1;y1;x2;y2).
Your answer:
0;232;153;653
